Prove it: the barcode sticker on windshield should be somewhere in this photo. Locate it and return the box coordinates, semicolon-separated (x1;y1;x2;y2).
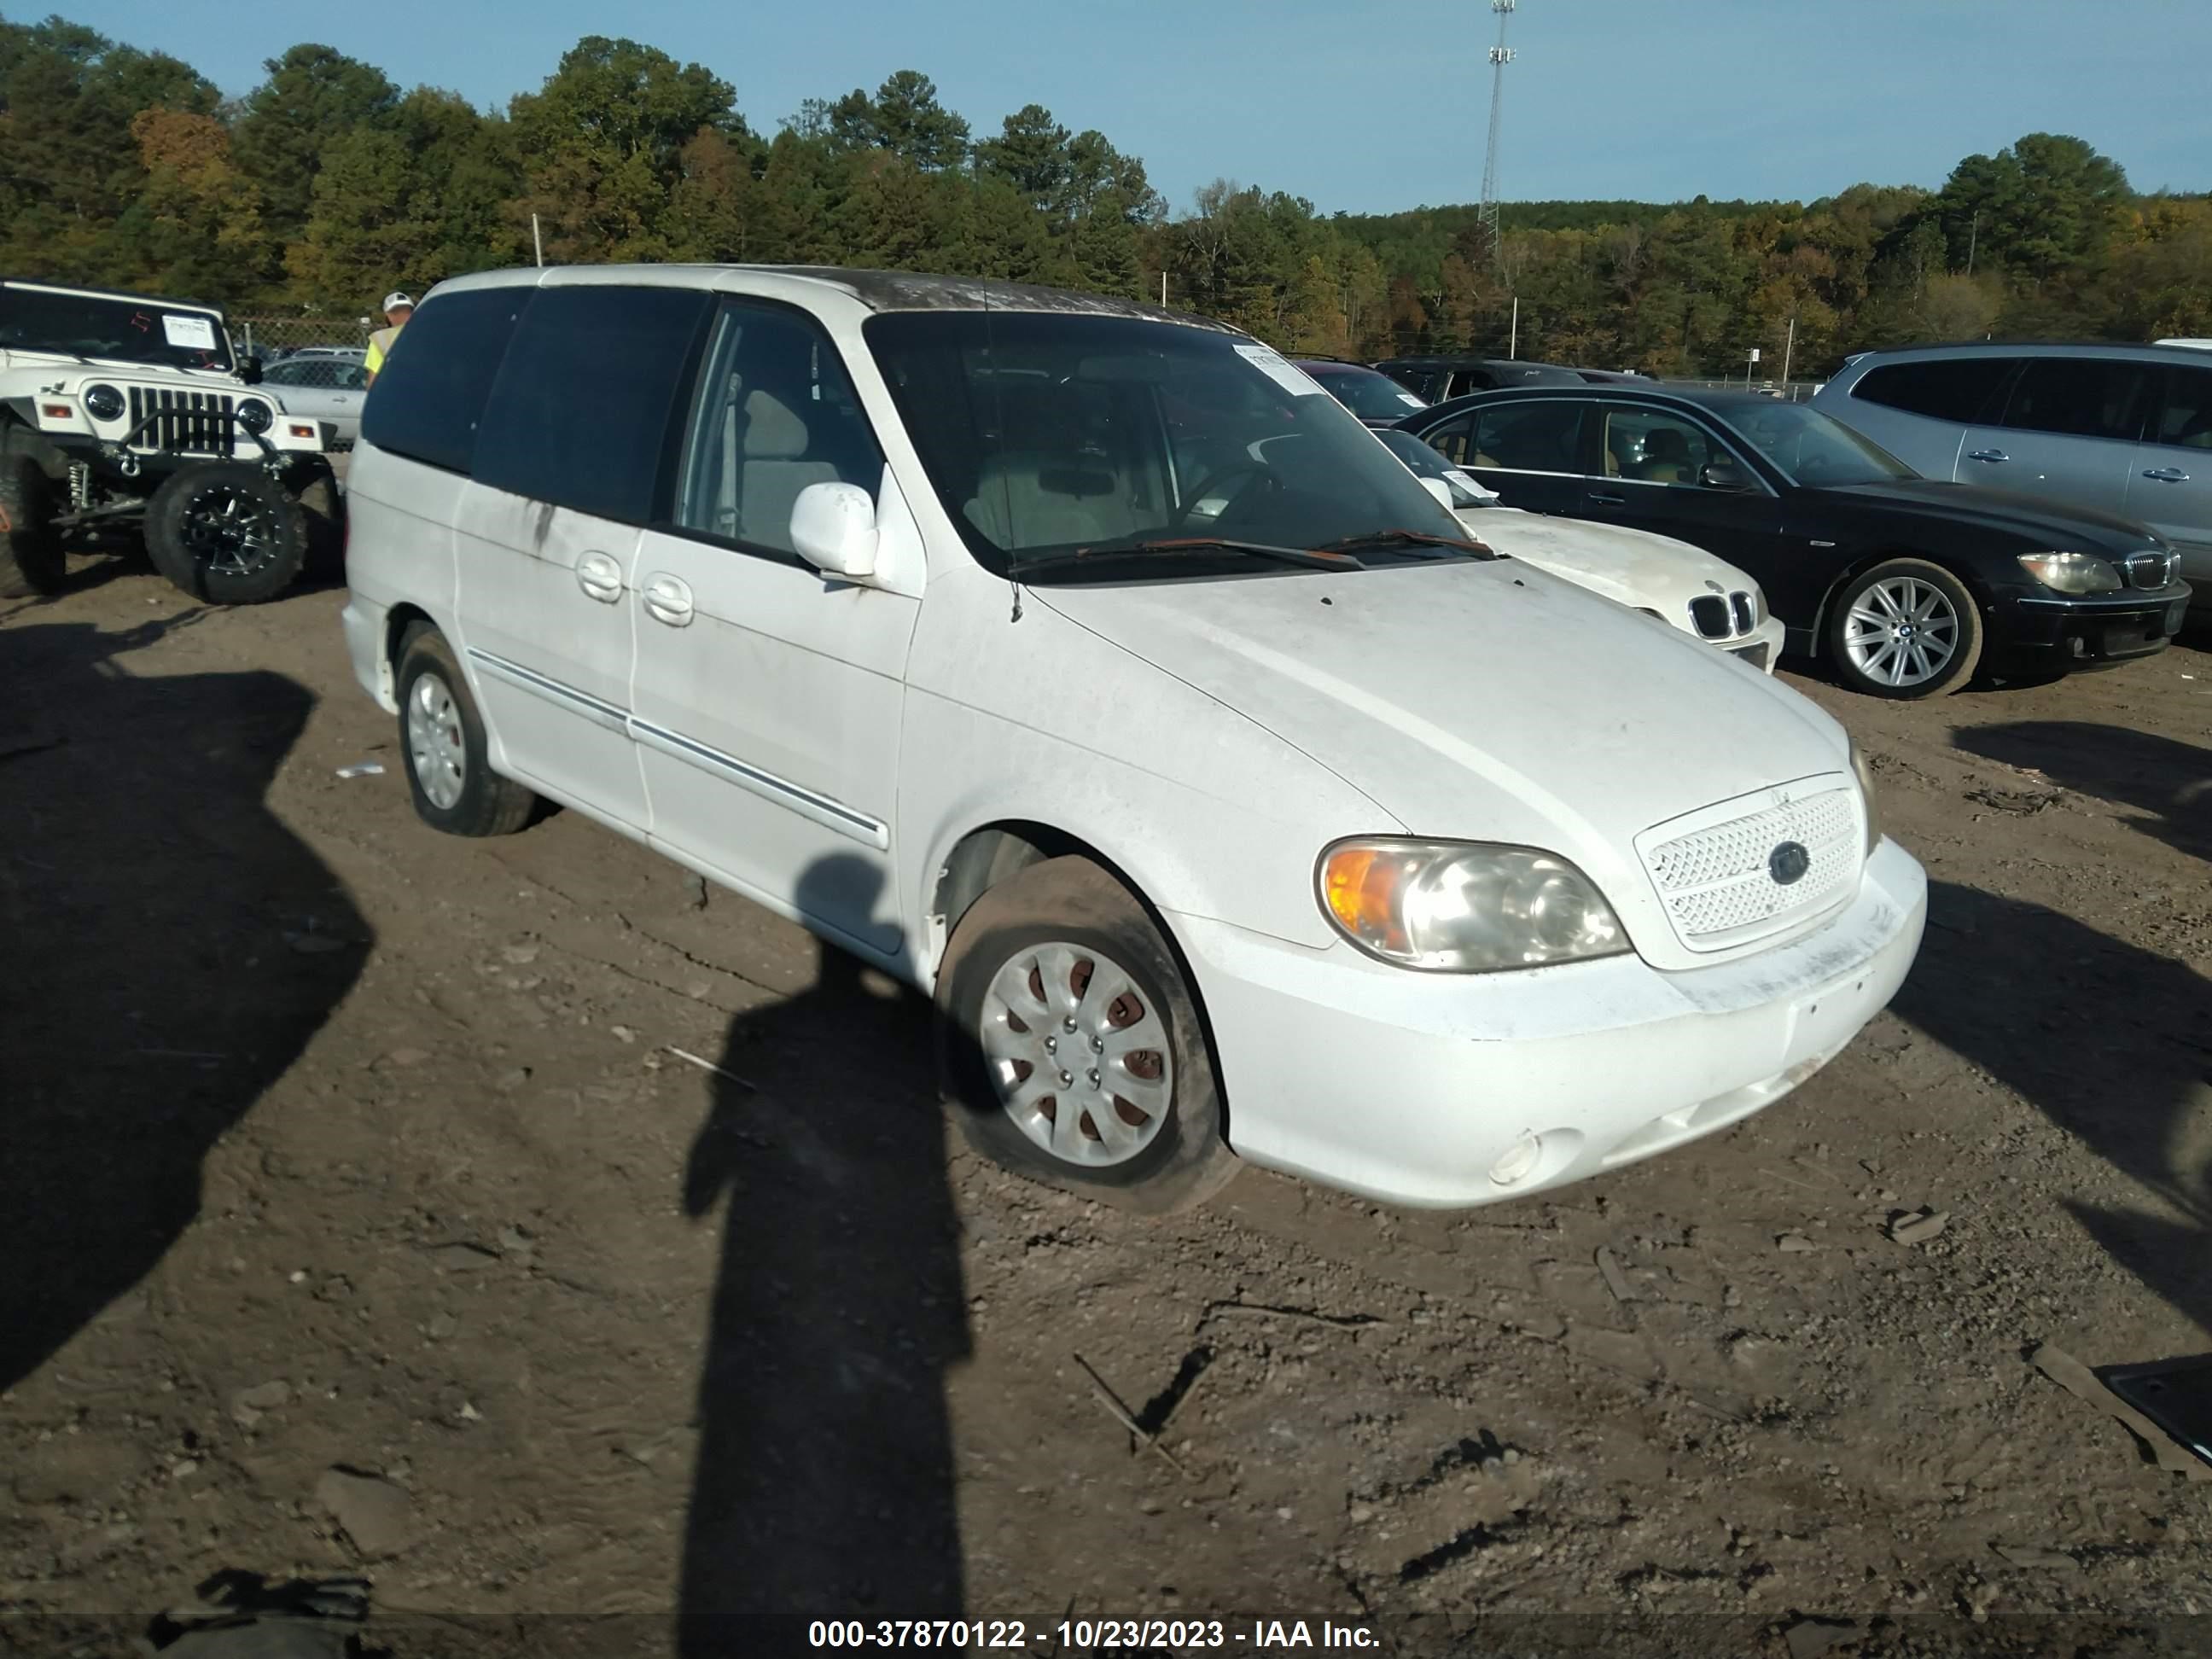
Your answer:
1398;392;1424;407
1234;342;1323;397
162;314;217;351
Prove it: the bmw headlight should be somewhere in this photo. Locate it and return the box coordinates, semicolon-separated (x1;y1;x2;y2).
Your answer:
236;399;274;435
1849;741;1883;855
1318;839;1629;972
2017;550;2120;594
83;383;125;421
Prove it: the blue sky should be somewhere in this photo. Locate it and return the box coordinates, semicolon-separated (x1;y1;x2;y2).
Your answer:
42;0;2212;214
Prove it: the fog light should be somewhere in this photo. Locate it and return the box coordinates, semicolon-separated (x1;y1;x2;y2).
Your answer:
1488;1131;1544;1187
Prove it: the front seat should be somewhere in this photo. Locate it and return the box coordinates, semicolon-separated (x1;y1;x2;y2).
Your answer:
736;388;838;548
963;453;1126;550
1639;426;1695;484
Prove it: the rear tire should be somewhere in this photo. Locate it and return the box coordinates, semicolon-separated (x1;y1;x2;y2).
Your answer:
394;624;539;837
143;462;308;604
0;454;66;598
1824;557;1983;700
934;856;1239;1214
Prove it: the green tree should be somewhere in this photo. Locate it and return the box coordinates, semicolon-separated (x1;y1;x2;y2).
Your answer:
231;44;399;245
1932;133;2130;284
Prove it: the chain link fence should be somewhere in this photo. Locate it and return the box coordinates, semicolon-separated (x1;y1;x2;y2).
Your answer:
230;315;376;362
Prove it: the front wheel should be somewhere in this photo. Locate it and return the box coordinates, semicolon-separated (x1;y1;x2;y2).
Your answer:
0;454;65;598
1824;557;1984;699
143;462;309;604
934;856;1239;1214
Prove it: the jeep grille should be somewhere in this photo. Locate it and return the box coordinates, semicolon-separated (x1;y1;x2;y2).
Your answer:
126;386;236;457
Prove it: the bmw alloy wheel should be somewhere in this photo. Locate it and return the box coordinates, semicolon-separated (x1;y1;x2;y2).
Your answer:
1842;575;1959;688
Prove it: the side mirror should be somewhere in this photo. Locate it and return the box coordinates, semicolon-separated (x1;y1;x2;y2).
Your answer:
790;480;879;579
1700;458;1749;491
236;357;263;386
1418;476;1456;512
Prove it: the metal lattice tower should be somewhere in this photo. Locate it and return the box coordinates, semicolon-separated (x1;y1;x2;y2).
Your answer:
1476;0;1516;268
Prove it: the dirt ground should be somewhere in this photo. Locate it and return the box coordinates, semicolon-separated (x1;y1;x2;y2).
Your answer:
3;553;2210;1657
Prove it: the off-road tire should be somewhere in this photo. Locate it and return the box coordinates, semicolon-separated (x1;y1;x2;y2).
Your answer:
393;623;539;838
144;462;309;604
1824;557;1984;701
0;453;66;598
935;855;1240;1214
296;463;344;581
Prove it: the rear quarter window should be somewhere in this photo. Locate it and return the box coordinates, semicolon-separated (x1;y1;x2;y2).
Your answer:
359;287;529;474
1851;358;2015;423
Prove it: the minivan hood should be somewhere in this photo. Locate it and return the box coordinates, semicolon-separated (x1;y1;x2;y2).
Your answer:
1458;505;1756;610
1035;560;1850;967
1814;480;2163;552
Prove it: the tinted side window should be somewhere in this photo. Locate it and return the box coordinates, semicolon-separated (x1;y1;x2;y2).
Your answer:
1851;357;2015;422
2151;364;2212;450
1378;364;1434;400
1422;415;1473;466
2000;357;2156;442
359;287;527;474
674;303;885;557
473;285;713;523
1601;408;1716;481
1473;401;1584;471
1447;368;1493;399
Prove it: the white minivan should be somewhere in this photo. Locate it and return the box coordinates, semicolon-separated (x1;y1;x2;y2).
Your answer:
341;265;1926;1213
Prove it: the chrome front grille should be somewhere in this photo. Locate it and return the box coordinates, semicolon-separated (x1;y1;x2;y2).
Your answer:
1730;591;1755;632
2124;549;2177;589
1638;783;1860;949
126;385;236;456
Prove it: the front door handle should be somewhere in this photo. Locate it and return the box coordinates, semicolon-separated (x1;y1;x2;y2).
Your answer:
1588;491;1627;506
575;550;624;603
1967;448;2009;464
642;573;695;627
2143;466;2191;482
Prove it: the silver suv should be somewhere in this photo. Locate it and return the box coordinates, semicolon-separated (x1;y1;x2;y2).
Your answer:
1813;341;2210;616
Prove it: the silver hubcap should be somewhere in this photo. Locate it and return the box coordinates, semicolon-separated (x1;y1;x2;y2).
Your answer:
978;941;1173;1167
405;671;467;810
1843;576;1959;687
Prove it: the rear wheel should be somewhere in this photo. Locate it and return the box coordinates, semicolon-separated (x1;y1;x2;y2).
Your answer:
144;462;308;604
394;624;538;837
0;454;65;598
1825;558;1983;699
935;856;1238;1214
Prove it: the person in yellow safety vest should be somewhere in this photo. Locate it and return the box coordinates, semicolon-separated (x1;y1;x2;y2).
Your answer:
363;292;415;386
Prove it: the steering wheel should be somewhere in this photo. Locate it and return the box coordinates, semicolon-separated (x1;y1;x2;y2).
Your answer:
1172;460;1272;527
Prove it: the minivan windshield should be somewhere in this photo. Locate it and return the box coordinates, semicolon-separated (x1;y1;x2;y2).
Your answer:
864;311;1481;579
0;283;235;373
1726;400;1916;486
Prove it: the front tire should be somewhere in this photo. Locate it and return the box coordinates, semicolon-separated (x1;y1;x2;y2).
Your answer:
394;624;539;837
935;856;1239;1214
0;454;66;598
1825;557;1983;699
143;462;308;604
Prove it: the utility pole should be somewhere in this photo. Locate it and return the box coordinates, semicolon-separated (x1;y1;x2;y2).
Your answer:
1781;315;1796;385
1509;294;1519;358
1475;0;1516;271
1965;211;1978;277
532;213;544;268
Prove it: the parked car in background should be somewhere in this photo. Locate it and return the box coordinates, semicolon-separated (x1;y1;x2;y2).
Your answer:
341;263;1923;1214
1374;428;1784;671
1397;384;2191;698
1813;341;2212;617
1293;358;1429;428
1575;369;1656;385
1374;356;1581;402
261;353;368;447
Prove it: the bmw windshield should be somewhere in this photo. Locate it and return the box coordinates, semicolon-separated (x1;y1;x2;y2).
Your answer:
864;311;1482;580
0;283;235;373
1726;400;1916;487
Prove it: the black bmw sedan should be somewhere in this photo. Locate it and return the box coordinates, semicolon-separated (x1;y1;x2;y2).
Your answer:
1396;385;2192;698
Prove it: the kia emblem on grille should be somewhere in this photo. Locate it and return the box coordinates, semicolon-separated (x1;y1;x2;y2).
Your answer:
1768;841;1811;885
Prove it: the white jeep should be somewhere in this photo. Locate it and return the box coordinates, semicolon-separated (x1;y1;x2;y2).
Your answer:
0;278;338;603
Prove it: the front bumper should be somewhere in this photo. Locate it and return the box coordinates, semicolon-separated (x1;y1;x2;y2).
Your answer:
1992;582;2192;673
1173;836;1926;1208
1720;614;1789;674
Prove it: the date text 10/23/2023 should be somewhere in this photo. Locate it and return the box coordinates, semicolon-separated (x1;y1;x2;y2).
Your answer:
805;1619;1381;1650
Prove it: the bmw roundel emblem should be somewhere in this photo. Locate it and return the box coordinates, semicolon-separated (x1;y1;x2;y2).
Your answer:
1768;841;1811;885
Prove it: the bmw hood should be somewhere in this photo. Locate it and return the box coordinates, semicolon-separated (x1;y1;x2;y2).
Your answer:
1457;505;1760;612
1819;480;2165;553
1035;560;1854;969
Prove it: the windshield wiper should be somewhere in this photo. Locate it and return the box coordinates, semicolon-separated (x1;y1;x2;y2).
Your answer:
1017;537;1354;576
1313;527;1499;560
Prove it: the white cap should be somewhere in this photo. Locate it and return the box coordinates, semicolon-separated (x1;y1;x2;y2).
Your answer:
382;291;416;312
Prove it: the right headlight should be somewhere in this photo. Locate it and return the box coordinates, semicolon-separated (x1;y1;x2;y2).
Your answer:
1849;742;1883;855
83;382;125;421
1318;839;1629;972
2017;550;2121;594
